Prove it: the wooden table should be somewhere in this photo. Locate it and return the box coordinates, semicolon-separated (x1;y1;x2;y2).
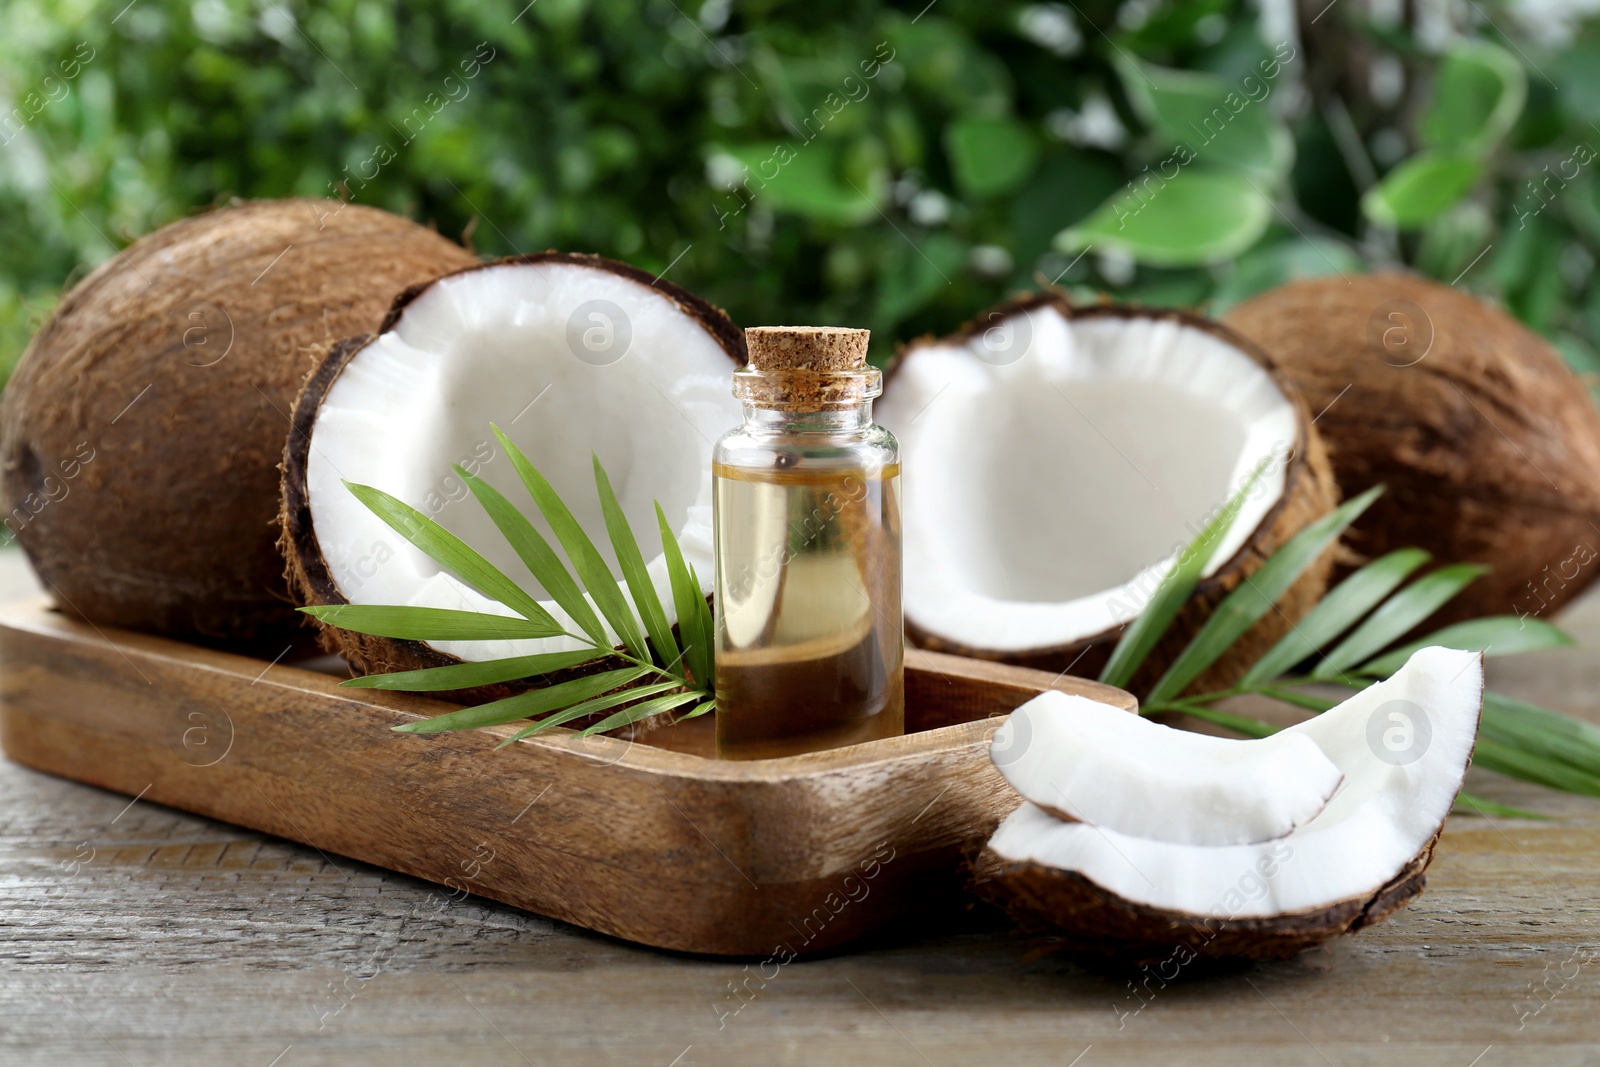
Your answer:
3;549;1598;1066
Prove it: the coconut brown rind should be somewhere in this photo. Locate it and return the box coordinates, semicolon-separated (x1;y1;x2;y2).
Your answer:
0;199;476;646
888;295;1340;695
1224;272;1600;625
970;833;1438;962
279;253;744;693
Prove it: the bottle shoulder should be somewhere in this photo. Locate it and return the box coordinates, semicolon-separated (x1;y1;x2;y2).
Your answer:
714;424;899;471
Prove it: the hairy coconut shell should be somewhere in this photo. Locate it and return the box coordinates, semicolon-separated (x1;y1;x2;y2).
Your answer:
887;296;1341;695
279;252;745;692
1224;272;1600;625
0;199;476;645
970;832;1436;962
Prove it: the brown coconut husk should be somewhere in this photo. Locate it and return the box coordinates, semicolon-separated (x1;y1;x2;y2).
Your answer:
0;199;476;646
1224;272;1600;625
278;252;745;693
886;295;1341;696
970;833;1436;962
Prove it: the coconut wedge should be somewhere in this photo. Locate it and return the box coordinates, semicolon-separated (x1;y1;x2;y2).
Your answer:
979;646;1484;959
991;691;1343;845
877;296;1337;691
281;253;744;681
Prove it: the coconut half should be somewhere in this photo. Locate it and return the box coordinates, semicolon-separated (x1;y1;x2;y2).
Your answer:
281;253;744;680
990;691;1343;846
977;646;1484;959
876;296;1338;692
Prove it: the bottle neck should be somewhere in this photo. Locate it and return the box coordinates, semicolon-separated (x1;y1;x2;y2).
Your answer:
740;401;874;434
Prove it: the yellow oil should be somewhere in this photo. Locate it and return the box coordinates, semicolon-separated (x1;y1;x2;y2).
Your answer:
713;462;903;759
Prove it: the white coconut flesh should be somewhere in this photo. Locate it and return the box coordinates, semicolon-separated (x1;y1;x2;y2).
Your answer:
990;691;1343;846
305;261;741;662
876;304;1298;652
987;647;1483;918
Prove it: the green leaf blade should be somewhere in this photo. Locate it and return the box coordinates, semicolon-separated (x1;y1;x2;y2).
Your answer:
1058;168;1273;268
658;502;712;687
1361;152;1484;229
1241;546;1431;687
1357;616;1573;676
1473;736;1600;797
392;666;648;734
1099;461;1266;689
1480;692;1600;777
458;466;611;648
1312;562;1490;680
343;481;557;629
1419;41;1527;155
582;688;705;737
593;455;676;667
498;679;686;746
492;426;649;657
300;604;561;642
1145;486;1381;704
340;649;605;691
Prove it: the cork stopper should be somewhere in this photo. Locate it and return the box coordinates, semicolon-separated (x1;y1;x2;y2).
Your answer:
734;325;880;412
745;326;870;372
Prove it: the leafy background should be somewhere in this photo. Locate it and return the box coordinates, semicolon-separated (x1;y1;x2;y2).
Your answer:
2;0;1598;379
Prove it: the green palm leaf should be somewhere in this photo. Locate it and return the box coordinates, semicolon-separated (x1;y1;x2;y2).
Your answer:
1145;486;1380;704
1357;616;1573;676
498;679;687;747
1311;563;1490;680
343;481;558;629
1240;547;1431;687
457;466;611;648
1099;461;1265;689
299;604;562;642
492;425;649;657
582;689;706;736
593;454;676;666
340;649;603;691
392;666;648;734
658;502;712;686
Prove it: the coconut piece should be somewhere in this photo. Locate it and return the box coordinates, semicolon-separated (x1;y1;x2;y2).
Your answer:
0;199;476;645
281;253;744;683
1224;273;1600;625
978;646;1484;959
990;691;1342;845
876;296;1338;692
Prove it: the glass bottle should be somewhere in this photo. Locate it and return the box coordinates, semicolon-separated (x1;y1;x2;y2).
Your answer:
712;326;904;760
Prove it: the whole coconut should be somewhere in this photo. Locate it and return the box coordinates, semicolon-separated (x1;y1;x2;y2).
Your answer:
1224;272;1600;624
0;199;476;645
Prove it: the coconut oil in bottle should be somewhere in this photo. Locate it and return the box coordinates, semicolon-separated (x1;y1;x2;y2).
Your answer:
713;327;903;760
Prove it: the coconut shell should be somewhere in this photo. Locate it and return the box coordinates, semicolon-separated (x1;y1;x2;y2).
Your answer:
970;833;1436;962
888;296;1341;696
0;199;476;646
279;252;745;692
1224;272;1600;625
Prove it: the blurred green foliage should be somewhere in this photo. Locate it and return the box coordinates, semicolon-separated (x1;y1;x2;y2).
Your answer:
2;0;1599;379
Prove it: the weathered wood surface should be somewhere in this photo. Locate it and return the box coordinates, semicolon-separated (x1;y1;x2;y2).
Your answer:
3;551;1600;1065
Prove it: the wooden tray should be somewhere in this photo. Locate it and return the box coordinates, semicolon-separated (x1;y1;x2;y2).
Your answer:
0;598;1134;956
